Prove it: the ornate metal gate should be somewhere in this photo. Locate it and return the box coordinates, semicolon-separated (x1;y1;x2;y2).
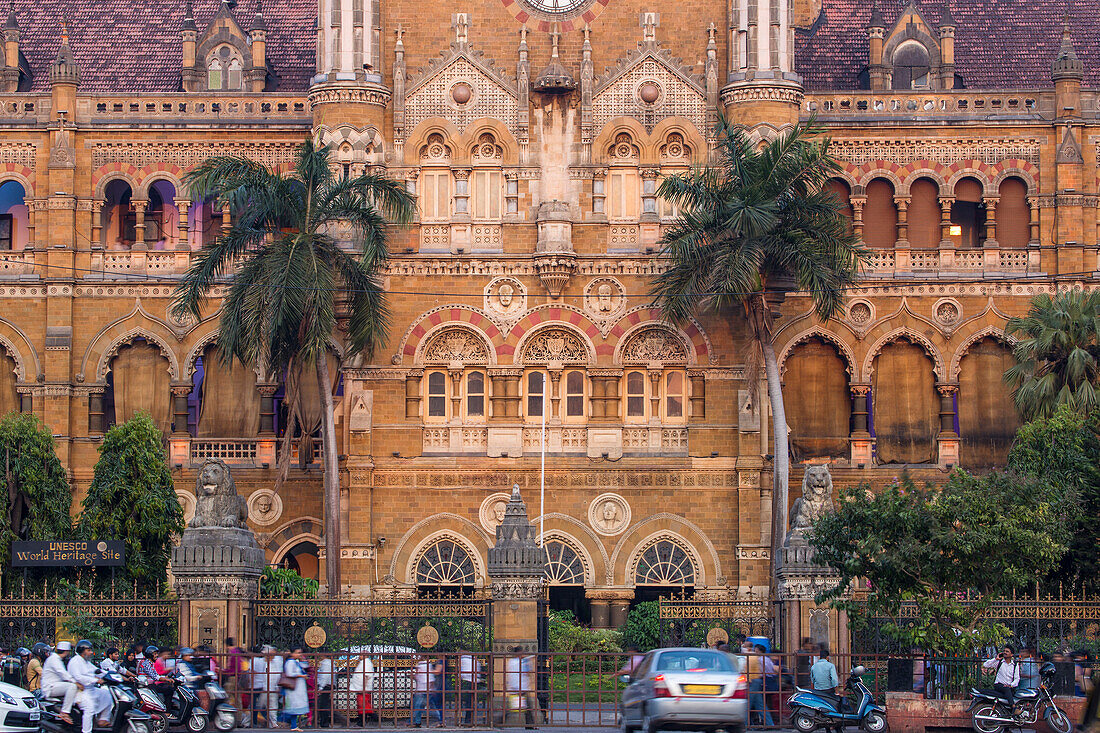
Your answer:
658;595;774;647
0;594;178;649
253;591;493;652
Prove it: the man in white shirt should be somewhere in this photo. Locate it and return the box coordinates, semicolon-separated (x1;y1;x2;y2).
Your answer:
67;641;113;733
983;645;1021;714
249;646;267;727
41;642;79;725
255;646;283;729
315;657;334;727
348;654;375;726
457;651;481;726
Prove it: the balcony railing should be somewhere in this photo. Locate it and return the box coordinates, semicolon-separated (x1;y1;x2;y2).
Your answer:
802;89;1056;120
860;246;1039;277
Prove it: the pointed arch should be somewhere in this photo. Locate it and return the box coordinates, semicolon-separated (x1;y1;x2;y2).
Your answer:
777;326;856;378
949;325;1014;381
607;307;712;365
862;327;944;381
388;513;492;585
398;306;504;363
610;513;721;587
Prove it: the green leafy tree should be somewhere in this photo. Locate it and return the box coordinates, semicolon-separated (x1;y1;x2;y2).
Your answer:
1005;289;1100;421
810;471;1069;654
650;118;865;575
172;139;415;592
620;601;660;651
0;412;72;570
259;566;319;599
77;414;183;587
1007;405;1100;586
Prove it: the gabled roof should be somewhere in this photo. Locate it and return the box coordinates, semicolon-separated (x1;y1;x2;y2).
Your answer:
797;0;1100;90
12;0;314;93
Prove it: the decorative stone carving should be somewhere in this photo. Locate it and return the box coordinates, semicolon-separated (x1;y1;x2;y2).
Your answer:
621;327;688;363
522;328;588;364
175;489;196;524
192;459;248;529
348;391;373;432
786;464;835;545
588;492;631;536
487;484;546;580
423;327;489;363
847;300;873;326
404;45;518;139
247;488;283;527
479;491;512;534
484;277;526;323
933;298;961;327
583;278;626;324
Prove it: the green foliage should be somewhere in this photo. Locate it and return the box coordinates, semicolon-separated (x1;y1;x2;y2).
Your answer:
260;567;319;599
810;471;1069;655
1007;405;1100;586
77;414;183;587
547;610;622;654
619;601;660;652
0;412;73;570
1005;289;1100;421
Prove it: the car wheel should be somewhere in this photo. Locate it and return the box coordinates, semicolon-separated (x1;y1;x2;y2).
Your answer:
642;706;660;733
187;712;208;733
620;707;635;733
793;711;818;733
861;711;887;733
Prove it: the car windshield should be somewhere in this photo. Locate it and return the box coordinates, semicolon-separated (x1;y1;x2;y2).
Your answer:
654;651;734;673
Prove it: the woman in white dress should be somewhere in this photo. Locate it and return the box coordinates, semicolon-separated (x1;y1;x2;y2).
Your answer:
279;646;309;731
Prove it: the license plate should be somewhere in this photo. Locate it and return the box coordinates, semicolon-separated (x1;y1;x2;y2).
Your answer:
682;684;722;695
29;712;39;721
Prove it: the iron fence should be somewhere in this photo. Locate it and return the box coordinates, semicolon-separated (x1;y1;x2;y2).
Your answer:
658;595;774;648
0;586;177;649
252;591;492;652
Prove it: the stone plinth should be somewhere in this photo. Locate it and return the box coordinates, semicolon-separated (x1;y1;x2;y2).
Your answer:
170;459;265;649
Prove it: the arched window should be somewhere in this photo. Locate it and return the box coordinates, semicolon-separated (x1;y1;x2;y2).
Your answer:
419;133;452;223
227;57;243;91
207;45;244;91
525;370;546;421
466;370;486;418
997;177;1029;248
950;177;985;249
892;41;931;90
565;370;585;419
864;178;897;248
635;539;696;586
908;177;940;248
625;370;646;421
664;371;685;421
607;133;640;222
415;539;476;588
102;179;135;249
207;58;223;91
544;539;585;585
658;133;692;220
826;179;853;233
471;133;504;221
426;370;447;420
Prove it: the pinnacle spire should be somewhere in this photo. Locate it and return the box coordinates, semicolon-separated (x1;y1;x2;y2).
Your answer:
49;15;79;86
181;0;196;31
868;0;885;29
4;1;17;32
249;1;266;32
1052;23;1083;82
939;2;956;28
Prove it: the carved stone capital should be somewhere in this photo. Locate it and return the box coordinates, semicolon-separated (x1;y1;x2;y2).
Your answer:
308;81;392;110
490;577;544;600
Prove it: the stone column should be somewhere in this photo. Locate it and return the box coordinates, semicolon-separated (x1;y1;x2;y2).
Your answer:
1027;196;1040;245
405;369;423;419
589;599;610;629
169;383;192;467
171;460;265;651
90;200;103;250
257;383;279;467
984;197;999;247
849;383;872;466
175;199;191;251
850;196;865;242
488;485;546;725
688;370;706;420
939;198;954;248
936;382;960;468
131;199;148;251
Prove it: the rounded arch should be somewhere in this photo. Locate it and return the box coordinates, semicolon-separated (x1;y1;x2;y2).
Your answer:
93;169;139;200
0;318;40;382
777;326;856;378
540;530;594;586
92;329;180;382
271;533;322;565
414;322;497;366
607;307;712;365
398;306;505;363
259;516;324;559
861;327;944;381
610;514;720;587
0;170;34;200
514;321;596;365
531;512;610;584
403;118;463;166
182;326;224;379
405;531;486;587
388;512;492;584
945;163;995;195
592;117;649;164
613;321;694;366
625;532;702;587
456;118;521;165
649;118;707;164
856;166;904;191
991;160;1039;192
898;164;948;193
949;325;1014;381
135;168;185;199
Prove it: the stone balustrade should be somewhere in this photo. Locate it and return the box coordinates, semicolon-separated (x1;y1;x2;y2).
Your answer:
861;246;1040;277
81;94;310;123
425;425;688;455
87;249;191;278
803;89;1058;119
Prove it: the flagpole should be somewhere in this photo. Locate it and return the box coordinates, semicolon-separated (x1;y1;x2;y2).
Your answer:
540;374;546;547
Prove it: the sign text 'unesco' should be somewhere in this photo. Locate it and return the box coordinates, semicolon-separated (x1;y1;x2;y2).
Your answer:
11;541;125;567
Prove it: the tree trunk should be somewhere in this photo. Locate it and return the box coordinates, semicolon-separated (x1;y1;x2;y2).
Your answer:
316;354;341;595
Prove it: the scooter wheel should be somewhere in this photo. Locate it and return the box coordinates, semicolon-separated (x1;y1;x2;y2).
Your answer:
187;713;207;733
213;710;235;732
150;713;168;733
793;711;818;733
1047;708;1071;733
862;711;887;733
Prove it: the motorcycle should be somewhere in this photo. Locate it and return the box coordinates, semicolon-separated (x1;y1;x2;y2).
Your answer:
968;662;1071;733
787;666;888;733
40;670;154;733
194;670;236;732
127;676;168;733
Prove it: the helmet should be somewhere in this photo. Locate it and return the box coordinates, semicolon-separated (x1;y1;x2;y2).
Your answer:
32;643;50;660
850;665;867;676
179;647;194;658
75;640;93;655
144;645;159;659
1040;662;1057;679
16;648;28;658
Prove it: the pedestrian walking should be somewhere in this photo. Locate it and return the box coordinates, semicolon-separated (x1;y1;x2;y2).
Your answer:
279;646;309;731
409;654;442;727
256;645;284;729
457;650;481;727
314;655;333;727
429;656;445;725
505;646;539;729
747;644;773;726
348;653;375;726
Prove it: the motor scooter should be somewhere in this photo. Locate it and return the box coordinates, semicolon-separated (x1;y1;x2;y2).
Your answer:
126;676;168;733
787;666;888;733
193;670;236;732
40;670;154;733
143;673;208;733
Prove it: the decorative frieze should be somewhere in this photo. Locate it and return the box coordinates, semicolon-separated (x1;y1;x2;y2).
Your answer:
828;138;1042;166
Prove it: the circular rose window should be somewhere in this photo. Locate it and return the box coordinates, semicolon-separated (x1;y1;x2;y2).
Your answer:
503;0;611;31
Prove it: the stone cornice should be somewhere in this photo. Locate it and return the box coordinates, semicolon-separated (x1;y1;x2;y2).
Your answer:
308;82;392;110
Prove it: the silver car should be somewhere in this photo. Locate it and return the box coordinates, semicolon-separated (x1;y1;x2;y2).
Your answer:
620;648;748;733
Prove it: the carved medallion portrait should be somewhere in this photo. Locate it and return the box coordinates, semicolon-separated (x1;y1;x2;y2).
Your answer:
583;278;625;323
247;488;283;527
588;492;631;536
479;492;513;534
484;277;526;323
176;489;196;524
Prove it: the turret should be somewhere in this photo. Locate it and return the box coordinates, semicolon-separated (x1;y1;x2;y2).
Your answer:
1052;25;1083;118
938;5;956;88
49;19;79;115
309;0;389;132
0;4;20;92
723;0;804;127
181;1;199;88
866;2;887;91
246;6;266;92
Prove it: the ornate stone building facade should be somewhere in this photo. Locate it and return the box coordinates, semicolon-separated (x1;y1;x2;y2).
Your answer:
0;0;1095;629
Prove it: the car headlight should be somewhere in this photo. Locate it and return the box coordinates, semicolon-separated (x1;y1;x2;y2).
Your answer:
0;690;17;705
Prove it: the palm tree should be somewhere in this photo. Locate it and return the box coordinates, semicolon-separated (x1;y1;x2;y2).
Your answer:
172;139;415;593
1004;289;1100;421
650;118;865;577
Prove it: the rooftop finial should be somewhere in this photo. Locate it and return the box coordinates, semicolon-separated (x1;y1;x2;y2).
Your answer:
3;1;17;32
1052;19;1083;81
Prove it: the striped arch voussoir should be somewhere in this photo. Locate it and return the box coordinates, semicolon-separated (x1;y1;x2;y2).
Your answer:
92;162;141;196
606;308;710;364
401;307;505;361
502;307;603;359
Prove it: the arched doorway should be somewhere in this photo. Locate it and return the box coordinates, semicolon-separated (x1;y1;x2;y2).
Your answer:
544;538;588;623
958;336;1019;469
783;337;851;462
872;339;937;463
278;540;319;582
415;537;478;597
104;338;171;432
0;181;29;251
102;179;135;249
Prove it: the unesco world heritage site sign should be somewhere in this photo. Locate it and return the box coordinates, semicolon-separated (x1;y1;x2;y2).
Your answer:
11;541;125;567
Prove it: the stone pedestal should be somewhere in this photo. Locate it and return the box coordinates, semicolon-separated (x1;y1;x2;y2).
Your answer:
170;459;265;650
487;485;546;725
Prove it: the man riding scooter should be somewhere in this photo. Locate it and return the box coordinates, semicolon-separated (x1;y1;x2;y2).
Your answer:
69;640;113;733
42;642;79;726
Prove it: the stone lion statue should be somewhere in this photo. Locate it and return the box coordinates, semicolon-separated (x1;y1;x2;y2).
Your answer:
787;464;835;541
189;458;248;529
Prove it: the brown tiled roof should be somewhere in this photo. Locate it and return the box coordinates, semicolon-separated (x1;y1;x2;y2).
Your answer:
14;0;315;93
796;0;1100;90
